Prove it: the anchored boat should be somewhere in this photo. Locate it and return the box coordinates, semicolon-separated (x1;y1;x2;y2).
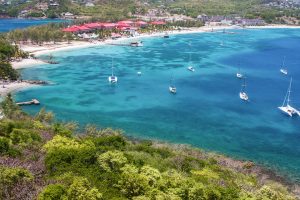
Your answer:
278;77;300;117
239;77;249;101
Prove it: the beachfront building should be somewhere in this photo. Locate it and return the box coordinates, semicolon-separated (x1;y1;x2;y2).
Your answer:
61;12;75;19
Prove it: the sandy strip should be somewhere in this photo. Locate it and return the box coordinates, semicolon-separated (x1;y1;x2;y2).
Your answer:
0;81;36;97
17;24;300;60
11;58;46;69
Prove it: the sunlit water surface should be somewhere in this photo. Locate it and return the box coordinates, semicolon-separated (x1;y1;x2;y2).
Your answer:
16;28;300;181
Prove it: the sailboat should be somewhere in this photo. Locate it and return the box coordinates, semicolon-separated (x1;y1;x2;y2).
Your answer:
236;68;243;79
108;58;118;84
280;57;288;75
278;77;300;117
239;77;249;101
187;52;195;72
169;76;177;94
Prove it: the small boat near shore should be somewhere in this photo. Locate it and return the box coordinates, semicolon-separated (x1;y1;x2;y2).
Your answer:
163;33;169;38
130;41;143;47
278;77;300;117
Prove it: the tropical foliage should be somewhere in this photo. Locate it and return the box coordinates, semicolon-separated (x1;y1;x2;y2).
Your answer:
0;37;26;80
0;98;297;199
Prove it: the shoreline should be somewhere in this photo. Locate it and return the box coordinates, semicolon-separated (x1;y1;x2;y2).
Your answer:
15;24;300;59
5;24;300;97
0;81;36;97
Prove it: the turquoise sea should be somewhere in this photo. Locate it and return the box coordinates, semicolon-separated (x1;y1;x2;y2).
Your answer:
16;28;300;181
0;18;67;32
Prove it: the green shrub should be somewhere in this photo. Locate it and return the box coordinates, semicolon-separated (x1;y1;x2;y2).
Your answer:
0;137;10;154
38;184;67;200
0;166;33;186
10;128;41;145
92;135;127;152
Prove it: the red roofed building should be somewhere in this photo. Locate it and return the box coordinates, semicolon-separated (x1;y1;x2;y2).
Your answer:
62;26;80;33
85;23;102;29
101;23;117;29
135;21;148;27
150;21;166;25
118;20;134;24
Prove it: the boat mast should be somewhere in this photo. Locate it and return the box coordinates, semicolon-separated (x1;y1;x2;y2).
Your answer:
111;57;114;76
287;77;292;106
241;77;246;92
282;56;286;68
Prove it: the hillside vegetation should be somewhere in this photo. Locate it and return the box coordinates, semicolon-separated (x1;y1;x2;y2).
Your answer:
0;95;298;199
1;0;300;23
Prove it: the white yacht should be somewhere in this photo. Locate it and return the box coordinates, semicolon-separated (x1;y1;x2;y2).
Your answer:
187;52;195;72
280;69;288;75
239;77;249;101
236;68;243;79
278;77;300;117
280;57;288;75
137;71;142;76
169;76;176;94
108;59;118;84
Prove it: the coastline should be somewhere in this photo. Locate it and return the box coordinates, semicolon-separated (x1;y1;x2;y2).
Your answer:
4;24;300;96
0;81;35;97
3;24;300;194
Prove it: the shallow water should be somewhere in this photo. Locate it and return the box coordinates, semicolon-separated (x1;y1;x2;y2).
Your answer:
16;28;300;181
0;18;68;32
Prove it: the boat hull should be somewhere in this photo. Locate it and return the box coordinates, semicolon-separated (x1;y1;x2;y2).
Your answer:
108;76;118;83
169;86;176;94
239;92;249;101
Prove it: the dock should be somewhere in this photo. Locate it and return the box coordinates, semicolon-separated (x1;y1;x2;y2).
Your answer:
17;99;40;106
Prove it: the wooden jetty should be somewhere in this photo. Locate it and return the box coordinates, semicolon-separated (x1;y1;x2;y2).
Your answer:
17;99;40;106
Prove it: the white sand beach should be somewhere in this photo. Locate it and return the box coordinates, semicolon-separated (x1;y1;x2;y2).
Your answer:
11;58;46;69
0;81;34;97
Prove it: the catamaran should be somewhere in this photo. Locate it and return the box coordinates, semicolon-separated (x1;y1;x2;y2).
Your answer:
169;76;177;94
239;77;249;101
137;71;142;76
108;59;118;84
278;77;300;117
280;57;288;75
187;52;195;72
236;68;243;79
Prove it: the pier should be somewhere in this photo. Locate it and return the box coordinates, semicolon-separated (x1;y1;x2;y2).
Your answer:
17;99;40;106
